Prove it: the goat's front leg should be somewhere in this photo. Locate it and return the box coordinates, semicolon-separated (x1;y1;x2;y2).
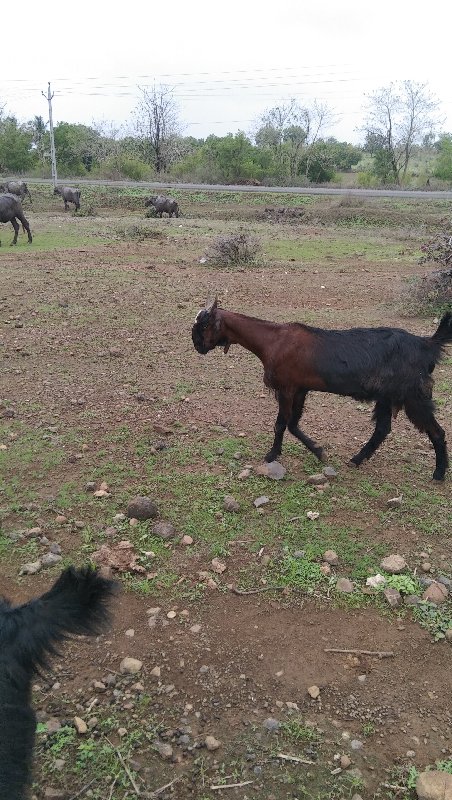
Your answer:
265;393;292;462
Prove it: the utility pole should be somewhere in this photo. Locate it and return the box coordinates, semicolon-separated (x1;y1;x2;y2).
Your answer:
42;82;58;187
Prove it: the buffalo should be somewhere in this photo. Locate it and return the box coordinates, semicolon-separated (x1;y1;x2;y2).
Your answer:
0;180;32;203
145;195;179;218
54;186;81;211
0;194;32;246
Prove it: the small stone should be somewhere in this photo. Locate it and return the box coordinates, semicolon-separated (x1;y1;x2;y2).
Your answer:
306;510;320;520
120;657;142;675
261;554;271;567
205;735;221;751
306;473;327;485
387;495;403;508
224;495;240;512
416;770;452;800
153;521;175;539
44;789;65;799
340;754;351;769
238;468;251;479
117;727;127;737
85;482;96;492
211;558;226;574
104;527;118;537
308;685;320;699
46;718;62;734
323;549;339;565
323;466;338;478
154;741;173;760
113;513;126;522
27;527;42;536
421;562;432;572
445;629;452;642
263;718;280;732
41;552;62;568
167;610;177;619
253;495;269;508
49;543;62;555
336;578;354;593
151;666;161;677
404;595;421;606
190;624;201;634
55;515;67;524
366;574;386;589
19;560;42;575
147;607;161;616
255;461;286;480
54;759;66;770
320;563;331;576
437;576;452;589
380;554;407;574
351;739;363;750
127;496;158;521
422;582;448;604
93;681;106;691
125;628;135;637
74;716;88;734
383;587;402;608
94;489;110;498
181;535;193;545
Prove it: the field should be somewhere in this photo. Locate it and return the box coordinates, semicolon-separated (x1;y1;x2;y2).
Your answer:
1;185;451;800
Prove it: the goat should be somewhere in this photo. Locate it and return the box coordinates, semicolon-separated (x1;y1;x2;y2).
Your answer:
0;181;32;203
144;195;179;218
192;299;452;481
0;566;116;800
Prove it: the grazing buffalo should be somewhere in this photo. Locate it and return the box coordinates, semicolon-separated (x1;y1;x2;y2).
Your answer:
0;194;32;246
145;195;179;218
0;180;32;203
54;186;81;211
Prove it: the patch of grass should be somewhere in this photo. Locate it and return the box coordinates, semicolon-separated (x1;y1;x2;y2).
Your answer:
280;719;320;743
269;555;326;593
412;601;452;641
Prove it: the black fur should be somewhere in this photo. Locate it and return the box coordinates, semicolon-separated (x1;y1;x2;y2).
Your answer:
0;566;116;800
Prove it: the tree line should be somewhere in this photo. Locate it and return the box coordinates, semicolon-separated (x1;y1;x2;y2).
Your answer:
1;80;452;186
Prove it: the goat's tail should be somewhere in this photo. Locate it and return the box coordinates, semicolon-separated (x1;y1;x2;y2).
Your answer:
6;566;116;677
432;311;452;345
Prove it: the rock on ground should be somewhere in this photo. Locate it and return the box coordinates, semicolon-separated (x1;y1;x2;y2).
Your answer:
120;657;143;675
416;770;452;800
336;578;354;593
255;461;286;480
126;496;158;520
380;554;407;574
422;582;449;604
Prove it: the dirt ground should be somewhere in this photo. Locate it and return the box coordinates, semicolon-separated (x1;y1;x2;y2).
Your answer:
0;194;451;800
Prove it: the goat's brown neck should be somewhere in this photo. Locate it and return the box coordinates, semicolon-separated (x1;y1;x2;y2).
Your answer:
219;310;280;361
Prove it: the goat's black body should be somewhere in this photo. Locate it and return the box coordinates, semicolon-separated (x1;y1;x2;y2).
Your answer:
0;566;115;800
192;302;452;481
304;324;440;403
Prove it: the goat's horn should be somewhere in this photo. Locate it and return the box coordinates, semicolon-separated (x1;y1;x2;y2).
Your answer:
205;296;216;312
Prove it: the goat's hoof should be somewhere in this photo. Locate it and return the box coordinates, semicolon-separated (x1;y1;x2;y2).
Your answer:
349;457;361;468
264;452;279;463
432;471;445;482
316;448;327;464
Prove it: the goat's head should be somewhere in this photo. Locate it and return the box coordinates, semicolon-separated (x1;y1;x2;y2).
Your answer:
192;297;229;355
53;187;61;196
144;196;156;207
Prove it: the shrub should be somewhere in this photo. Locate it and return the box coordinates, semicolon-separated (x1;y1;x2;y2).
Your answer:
206;229;262;266
114;223;166;242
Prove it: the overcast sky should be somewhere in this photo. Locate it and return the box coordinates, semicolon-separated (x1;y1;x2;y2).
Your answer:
1;0;450;143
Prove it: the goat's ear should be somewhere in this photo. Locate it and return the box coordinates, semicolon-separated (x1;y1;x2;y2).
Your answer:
205;296;218;314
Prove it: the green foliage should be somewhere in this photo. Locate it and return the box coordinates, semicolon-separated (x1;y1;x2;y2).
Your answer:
271;555;326;593
280;720;319;743
0;116;35;172
372;148;394;183
433;134;452;181
384;574;422;595
53;122;105;175
412;601;452;641
175;132;273;183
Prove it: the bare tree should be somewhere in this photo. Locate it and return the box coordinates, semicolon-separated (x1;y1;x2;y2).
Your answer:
363;81;441;184
254;98;333;179
134;85;182;173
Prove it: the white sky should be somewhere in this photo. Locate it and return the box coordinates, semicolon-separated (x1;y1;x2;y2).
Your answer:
1;0;450;144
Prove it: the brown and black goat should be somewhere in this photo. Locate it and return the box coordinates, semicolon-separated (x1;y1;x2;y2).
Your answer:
192;300;452;481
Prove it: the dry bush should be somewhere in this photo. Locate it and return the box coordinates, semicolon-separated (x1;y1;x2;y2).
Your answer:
419;232;452;268
206;230;262;266
114;223;166;242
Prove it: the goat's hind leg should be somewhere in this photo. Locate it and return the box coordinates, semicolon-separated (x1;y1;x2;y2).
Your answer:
10;218;19;245
265;393;292;462
351;401;392;466
287;389;326;463
404;397;448;481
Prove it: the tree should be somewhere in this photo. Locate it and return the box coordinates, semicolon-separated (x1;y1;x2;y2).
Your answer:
29;115;48;163
254;98;332;180
174;132;272;183
53;123;104;174
0;117;35;173
133;85;181;173
434;134;452;181
363;81;441;185
298;138;362;183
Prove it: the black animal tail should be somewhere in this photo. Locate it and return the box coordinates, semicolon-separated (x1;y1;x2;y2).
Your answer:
3;566;116;683
432;311;452;345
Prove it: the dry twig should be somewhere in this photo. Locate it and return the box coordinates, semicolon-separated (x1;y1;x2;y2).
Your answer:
210;780;255;790
231;585;286;595
324;648;394;658
276;752;315;765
